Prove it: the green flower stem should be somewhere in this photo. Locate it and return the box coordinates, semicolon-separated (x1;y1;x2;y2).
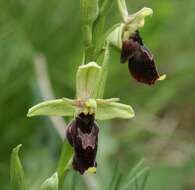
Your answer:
82;24;95;64
96;42;110;98
82;24;93;49
92;16;105;57
100;0;113;15
84;45;95;65
84;17;105;63
84;0;114;63
91;0;115;61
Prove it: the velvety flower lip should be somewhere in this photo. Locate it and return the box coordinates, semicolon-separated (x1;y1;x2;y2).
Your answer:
120;31;143;63
66;113;99;174
120;30;165;85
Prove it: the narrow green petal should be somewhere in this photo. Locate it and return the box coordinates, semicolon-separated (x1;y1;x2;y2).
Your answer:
126;7;153;31
96;102;134;120
127;7;153;25
122;7;153;41
76;62;102;99
27;98;75;117
96;98;120;103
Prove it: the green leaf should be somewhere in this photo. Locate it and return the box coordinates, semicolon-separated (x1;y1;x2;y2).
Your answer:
10;144;26;190
57;138;74;190
96;101;134;120
76;62;102;99
119;159;150;190
27;98;75;117
109;163;122;190
40;172;58;190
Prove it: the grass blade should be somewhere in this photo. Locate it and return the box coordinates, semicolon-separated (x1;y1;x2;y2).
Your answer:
120;167;150;190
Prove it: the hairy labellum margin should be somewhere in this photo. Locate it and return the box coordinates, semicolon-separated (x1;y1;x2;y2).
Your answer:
66;113;99;174
120;31;161;85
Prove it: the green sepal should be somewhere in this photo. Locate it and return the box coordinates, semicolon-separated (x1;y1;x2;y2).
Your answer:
10;144;26;190
123;7;153;40
27;98;75;117
96;100;135;120
39;172;58;190
76;62;102;99
107;23;124;50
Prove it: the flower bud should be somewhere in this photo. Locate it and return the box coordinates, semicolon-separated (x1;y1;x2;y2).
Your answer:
80;0;99;25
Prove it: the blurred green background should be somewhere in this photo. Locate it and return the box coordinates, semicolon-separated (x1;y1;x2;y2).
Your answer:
1;0;195;189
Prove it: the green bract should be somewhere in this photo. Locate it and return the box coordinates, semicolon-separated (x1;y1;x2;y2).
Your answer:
27;62;134;120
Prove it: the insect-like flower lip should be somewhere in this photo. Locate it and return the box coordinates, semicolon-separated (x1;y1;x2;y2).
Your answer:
76;113;95;132
77;127;96;149
120;39;140;63
129;30;143;45
77;112;95;125
66;113;99;174
121;31;166;85
121;31;144;63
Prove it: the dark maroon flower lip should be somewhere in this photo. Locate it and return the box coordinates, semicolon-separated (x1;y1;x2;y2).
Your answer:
66;113;99;174
120;30;166;85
